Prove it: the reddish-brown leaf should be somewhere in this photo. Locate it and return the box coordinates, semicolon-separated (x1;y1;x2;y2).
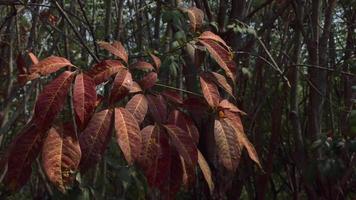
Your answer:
110;68;132;104
79;109;113;171
73;73;97;130
87;60;125;85
198;150;214;193
214;118;241;172
199;31;230;50
139;125;160;176
139;72;157;89
223;111;262;169
146;94;167;123
98;41;128;64
162;90;183;104
180;156;195;188
199;74;220;108
208;72;234;97
218;99;246;115
125;94;148;124
198;39;236;81
167;110;199;144
2;124;44;191
182;7;204;31
28;52;39;64
42;124;81;192
131;61;155;71
149;53;161;71
33;71;74;129
115;108;142;165
30;56;73;76
129;81;143;94
163;125;197;167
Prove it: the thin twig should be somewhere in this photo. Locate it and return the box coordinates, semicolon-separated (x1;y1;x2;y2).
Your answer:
155;83;202;97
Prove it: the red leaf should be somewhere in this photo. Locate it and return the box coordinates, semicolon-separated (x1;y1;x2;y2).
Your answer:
167;110;199;144
28;52;39;64
149;53;161;71
98;41;128;64
42;124;81;192
139;72;157;90
129;81;143;94
207;72;234;97
182;7;204;31
198;150;214;192
199;31;230;50
214;118;241;172
199;74;220;108
146;94;167;123
33;71;74;129
125;94;148;124
163;125;197;167
114;108;142;165
180;156;195;188
30;56;73;76
110;68;132;104
1;124;44;191
131;61;155;71
198;39;236;81
162;90;183;104
218;99;246;115
73;73;97;130
87;60;125;85
79;109;113;171
139;124;160;178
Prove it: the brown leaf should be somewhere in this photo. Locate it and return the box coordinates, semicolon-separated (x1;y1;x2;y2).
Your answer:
208;72;234;97
214;118;241;172
131;61;155;71
167;110;199;144
115;108;142;165
87;60;125;85
1;124;44;191
129;81;143;94
30;56;73;76
180;156;195;188
110;68;132;104
199;31;230;50
198;150;214;193
139;124;160;176
218;99;246;115
73;73;97;130
182;7;204;31
33;71;74;129
42;124;81;192
125;94;148;124
163;125;197;167
146;94;167;123
149;53;161;71
139;72;157;90
79;109;113;171
223;112;262;169
98;41;128;64
199;74;220;108
162;90;183;104
28;52;39;64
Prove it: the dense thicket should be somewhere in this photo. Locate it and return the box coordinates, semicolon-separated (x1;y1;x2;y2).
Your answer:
0;0;355;199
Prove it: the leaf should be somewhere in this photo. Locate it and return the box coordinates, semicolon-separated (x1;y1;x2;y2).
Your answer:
149;53;161;71
139;125;160;176
207;72;234;97
114;108;142;165
28;52;39;64
79;109;113;171
182;7;204;31
180;156;195;188
1;124;44;191
198;150;214;193
139;72;157;90
163;125;197;167
30;56;73;76
42;124;81;192
87;60;125;85
198;39;236;81
146;94;167;123
218;99;246;115
162;90;183;104
98;41;128;64
223;111;262;169
167;110;199;144
131;61;155;71
33;71;74;129
199;74;220;108
16;53;27;74
198;31;230;50
214;119;241;172
125;94;148;124
73;73;97;130
110;68;132;104
129;81;143;94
